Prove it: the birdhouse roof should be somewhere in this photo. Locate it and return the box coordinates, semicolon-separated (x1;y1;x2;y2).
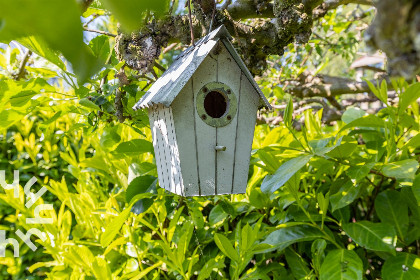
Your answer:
133;25;271;110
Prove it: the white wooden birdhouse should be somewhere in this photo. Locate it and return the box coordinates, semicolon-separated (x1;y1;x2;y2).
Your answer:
133;25;271;196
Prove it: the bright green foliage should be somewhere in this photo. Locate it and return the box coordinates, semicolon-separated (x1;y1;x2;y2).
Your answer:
0;2;420;280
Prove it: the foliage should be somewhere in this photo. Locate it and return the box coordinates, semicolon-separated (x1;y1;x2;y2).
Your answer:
1;1;420;280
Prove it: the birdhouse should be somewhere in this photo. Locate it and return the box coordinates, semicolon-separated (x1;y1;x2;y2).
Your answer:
133;25;271;196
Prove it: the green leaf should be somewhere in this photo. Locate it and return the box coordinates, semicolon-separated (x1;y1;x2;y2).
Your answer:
112;139;153;158
403;134;420;150
379;80;389;105
319;249;363;280
99;0;170;32
198;258;225;280
0;0;101;82
89;35;112;62
340;115;385;132
126;175;157;202
19;36;66;71
343;221;396;254
9;90;37;107
285;248;311;279
346;163;375;181
330;179;360;212
79;98;100;110
0;110;26;129
260;224;326;253
413;174;420;206
100;206;131;247
92;257;112;280
375;190;408;240
209;204;228;226
100;193;154;247
284;97;293;127
382;253;420;280
400;83;420;112
214;233;239;262
326;139;357;159
382;159;419;179
261;155;312;193
342;107;366;124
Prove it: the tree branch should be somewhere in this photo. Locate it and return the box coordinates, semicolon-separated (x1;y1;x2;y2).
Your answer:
285;72;389;98
313;0;374;19
15;49;32;81
84;27;117;37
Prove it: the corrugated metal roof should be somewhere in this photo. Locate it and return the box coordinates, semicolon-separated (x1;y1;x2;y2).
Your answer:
133;25;271;110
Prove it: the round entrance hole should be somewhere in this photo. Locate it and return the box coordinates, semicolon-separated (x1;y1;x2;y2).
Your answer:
204;91;227;118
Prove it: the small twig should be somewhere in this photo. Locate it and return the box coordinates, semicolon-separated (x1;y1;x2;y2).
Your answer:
83;13;100;27
208;0;217;34
162;43;178;54
115;89;126;123
153;61;166;72
326;97;342;110
83;27;116;37
220;0;232;10
187;0;195;45
141;82;152;92
136;74;155;82
151;68;158;80
366;176;384;219
15;50;32;80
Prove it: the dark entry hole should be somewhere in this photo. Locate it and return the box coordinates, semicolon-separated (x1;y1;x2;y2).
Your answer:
204;91;227;118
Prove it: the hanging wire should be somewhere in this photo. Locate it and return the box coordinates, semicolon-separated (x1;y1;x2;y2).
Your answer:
187;0;195;46
208;0;217;34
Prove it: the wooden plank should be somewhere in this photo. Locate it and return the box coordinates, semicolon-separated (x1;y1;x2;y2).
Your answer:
216;45;241;194
164;106;184;196
171;80;200;196
149;107;169;191
193;56;217;195
232;72;260;194
156;104;176;193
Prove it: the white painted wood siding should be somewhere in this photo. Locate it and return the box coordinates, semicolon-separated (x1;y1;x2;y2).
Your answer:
148;105;183;195
216;45;241;194
171;80;200;196
232;72;260;193
151;45;260;196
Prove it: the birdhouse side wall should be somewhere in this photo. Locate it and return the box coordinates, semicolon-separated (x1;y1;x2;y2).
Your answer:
148;105;184;195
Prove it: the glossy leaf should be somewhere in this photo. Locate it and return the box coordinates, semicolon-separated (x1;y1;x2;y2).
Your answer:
400;83;420;112
112;139;153;158
382;159;419;179
382;253;420;280
261;224;326;252
320;249;363;280
261;155;312;193
214;233;239;262
343;221;396;253
375;190;408;239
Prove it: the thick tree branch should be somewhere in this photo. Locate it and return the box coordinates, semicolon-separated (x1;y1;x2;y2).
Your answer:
285;72;389;98
313;0;374;19
226;0;274;19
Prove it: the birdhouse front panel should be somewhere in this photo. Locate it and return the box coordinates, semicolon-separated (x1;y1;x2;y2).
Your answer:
170;44;260;196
